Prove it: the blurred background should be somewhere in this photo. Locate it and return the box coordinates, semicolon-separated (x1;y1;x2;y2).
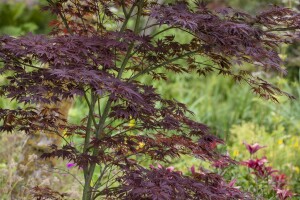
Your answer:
0;0;299;199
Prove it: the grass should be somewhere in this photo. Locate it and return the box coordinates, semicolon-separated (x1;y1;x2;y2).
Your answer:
141;72;300;140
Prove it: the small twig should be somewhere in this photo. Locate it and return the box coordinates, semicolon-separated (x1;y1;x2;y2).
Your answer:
50;167;84;187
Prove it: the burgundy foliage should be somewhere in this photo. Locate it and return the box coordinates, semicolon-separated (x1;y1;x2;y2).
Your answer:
115;165;251;200
0;0;299;199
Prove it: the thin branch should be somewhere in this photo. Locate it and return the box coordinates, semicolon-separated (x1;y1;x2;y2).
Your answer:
105;120;129;135
83;92;97;127
129;48;203;81
51;167;84;187
95;0;143;139
117;0;143;79
178;27;200;38
0;59;44;70
92;164;109;191
121;0;128;16
266;26;299;32
44;128;70;146
151;26;177;38
97;98;102;118
141;23;160;32
83;91;97;153
120;0;137;33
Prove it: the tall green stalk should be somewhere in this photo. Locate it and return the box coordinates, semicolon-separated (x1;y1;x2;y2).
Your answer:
81;1;143;199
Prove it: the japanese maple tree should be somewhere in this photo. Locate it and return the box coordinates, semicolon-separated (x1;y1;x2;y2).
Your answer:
0;0;299;199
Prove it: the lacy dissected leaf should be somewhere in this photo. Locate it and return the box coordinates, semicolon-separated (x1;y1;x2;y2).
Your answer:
113;165;251;200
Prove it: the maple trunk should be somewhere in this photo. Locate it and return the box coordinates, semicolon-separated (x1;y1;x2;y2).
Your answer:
82;182;92;200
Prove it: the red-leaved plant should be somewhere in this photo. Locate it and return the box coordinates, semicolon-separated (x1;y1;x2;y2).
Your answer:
0;0;299;199
242;142;294;200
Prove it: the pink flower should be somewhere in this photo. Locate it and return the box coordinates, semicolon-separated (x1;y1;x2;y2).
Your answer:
190;165;205;177
228;179;237;187
264;166;278;176
149;164;181;174
243;141;266;155
242;157;277;178
149;164;155;169
228;179;240;189
66;162;75;169
190;165;196;175
149;164;163;170
242;157;278;178
272;173;287;188
166;166;175;172
242;157;268;169
276;188;293;200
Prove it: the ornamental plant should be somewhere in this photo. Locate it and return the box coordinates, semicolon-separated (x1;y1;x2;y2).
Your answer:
241;142;294;199
0;0;299;199
211;141;295;199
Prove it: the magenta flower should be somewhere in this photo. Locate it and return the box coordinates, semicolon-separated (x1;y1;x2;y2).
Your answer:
243;141;266;155
166;166;175;172
242;157;268;169
66;162;75;169
149;164;163;170
190;165;196;175
264;166;278;177
242;157;278;178
276;188;293;200
190;165;205;177
149;164;181;174
272;173;287;188
227;179;240;189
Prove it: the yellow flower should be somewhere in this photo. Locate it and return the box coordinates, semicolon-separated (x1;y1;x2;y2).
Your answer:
294;166;300;174
294;140;299;148
128;118;135;128
278;139;284;145
137;142;145;149
62;129;68;137
279;53;287;60
143;9;151;14
233;149;239;157
45;91;53;98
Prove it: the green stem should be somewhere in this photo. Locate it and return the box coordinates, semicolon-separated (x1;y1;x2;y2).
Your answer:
121;0;128;16
84;92;97;128
120;1;137;33
83;91;96;153
82;91;96;199
95;0;143;138
83;2;144;199
117;0;143;78
82;179;92;200
151;26;177;38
